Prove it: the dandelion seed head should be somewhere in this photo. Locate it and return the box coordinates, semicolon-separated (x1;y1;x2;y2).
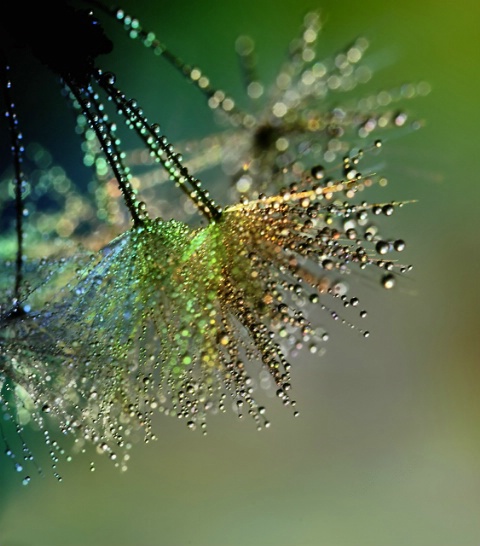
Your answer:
117;9;427;224
0;3;423;482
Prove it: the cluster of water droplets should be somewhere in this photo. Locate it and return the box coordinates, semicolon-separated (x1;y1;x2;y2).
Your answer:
112;7;429;212
0;3;422;484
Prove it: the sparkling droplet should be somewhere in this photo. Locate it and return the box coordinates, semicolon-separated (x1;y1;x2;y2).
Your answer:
382;273;395;289
375;241;390;255
311;165;325;180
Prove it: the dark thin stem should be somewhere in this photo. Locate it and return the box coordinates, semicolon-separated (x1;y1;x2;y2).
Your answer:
1;58;25;310
65;78;144;227
86;84;149;222
95;70;222;222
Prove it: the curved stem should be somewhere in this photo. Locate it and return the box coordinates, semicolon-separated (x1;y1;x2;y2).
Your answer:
65;78;144;227
1;57;25;311
95;70;222;222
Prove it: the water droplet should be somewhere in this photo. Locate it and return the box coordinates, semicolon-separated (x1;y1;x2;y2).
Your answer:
311;165;325;180
382;274;395;289
375;241;390;255
382;204;394;216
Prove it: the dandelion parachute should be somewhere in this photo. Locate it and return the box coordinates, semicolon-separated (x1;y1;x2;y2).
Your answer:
0;1;421;483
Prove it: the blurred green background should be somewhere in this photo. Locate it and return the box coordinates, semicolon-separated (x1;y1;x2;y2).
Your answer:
1;0;479;544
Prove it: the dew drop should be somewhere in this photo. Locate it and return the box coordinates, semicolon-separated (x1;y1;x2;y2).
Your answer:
375;241;390;255
311;165;325;180
382;204;394;216
394;112;408;127
382;273;396;289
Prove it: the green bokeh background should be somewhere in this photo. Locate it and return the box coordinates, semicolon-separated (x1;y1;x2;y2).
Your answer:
1;0;479;544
